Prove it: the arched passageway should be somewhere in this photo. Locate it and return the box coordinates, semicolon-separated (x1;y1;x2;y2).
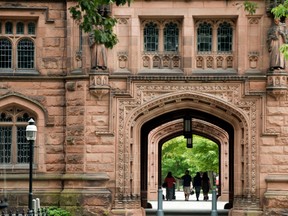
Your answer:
141;108;235;207
116;92;254;211
157;130;223;199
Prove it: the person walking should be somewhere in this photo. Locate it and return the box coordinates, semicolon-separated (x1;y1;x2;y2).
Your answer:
179;170;192;201
201;172;211;201
164;171;176;201
193;172;202;201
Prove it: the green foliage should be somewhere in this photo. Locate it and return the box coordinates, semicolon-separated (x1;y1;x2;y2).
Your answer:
243;0;258;15
47;207;71;216
271;0;288;59
161;135;219;180
70;0;132;48
271;0;288;19
280;44;288;59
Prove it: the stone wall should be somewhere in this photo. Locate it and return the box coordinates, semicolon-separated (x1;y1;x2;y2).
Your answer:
1;0;288;215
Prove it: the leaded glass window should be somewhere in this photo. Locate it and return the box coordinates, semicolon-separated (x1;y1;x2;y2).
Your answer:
0;39;12;68
17;126;29;163
0;126;12;163
0;108;35;165
0;20;37;73
16;22;24;34
144;22;159;51
28;22;35;35
197;22;212;52
164;22;179;52
17;39;34;69
217;22;232;52
5;22;13;34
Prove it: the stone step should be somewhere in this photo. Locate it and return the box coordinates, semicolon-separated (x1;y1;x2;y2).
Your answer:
146;209;229;216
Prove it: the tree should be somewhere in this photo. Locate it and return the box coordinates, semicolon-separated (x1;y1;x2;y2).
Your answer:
161;137;192;180
190;135;219;174
69;0;132;49
161;135;219;180
271;0;288;59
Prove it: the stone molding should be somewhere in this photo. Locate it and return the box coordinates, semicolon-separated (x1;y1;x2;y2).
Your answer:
0;92;54;126
115;82;259;208
0;173;110;181
0;6;54;23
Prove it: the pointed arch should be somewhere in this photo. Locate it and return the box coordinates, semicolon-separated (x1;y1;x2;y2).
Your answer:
115;90;256;208
0;93;51;126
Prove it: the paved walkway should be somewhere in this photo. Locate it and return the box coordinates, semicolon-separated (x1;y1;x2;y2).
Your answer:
148;190;228;210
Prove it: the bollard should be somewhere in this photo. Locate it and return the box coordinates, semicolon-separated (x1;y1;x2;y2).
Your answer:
211;188;218;216
156;187;164;216
32;199;36;215
35;198;40;216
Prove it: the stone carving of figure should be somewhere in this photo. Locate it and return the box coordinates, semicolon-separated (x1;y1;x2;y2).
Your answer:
267;17;287;70
89;31;107;70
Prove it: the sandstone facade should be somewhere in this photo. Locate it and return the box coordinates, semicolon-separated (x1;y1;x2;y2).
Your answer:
0;0;288;215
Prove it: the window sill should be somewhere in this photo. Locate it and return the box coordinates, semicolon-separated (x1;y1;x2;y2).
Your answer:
0;164;37;171
139;68;183;75
0;69;40;76
193;68;237;74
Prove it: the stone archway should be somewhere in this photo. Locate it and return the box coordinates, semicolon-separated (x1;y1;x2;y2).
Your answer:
147;119;229;201
114;89;259;212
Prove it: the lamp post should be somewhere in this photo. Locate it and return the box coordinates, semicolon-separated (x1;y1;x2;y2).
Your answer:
26;118;37;216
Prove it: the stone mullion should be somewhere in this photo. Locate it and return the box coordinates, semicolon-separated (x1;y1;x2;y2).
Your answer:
212;25;217;69
158;24;164;53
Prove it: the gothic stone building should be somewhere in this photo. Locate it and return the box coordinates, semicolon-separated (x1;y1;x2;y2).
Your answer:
0;0;288;215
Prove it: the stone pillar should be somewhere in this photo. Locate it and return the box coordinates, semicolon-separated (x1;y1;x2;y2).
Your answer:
182;14;193;75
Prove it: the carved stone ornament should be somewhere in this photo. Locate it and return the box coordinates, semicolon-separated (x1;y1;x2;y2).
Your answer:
266;69;288;99
115;82;259;209
89;74;110;100
90;88;110;100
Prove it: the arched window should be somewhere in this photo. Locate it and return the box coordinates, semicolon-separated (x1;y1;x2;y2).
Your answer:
28;22;36;35
1;20;37;74
164;22;179;52
16;22;24;34
0;39;12;69
217;22;232;52
17;39;35;69
5;22;13;34
0;107;35;164
197;22;212;52
144;22;159;52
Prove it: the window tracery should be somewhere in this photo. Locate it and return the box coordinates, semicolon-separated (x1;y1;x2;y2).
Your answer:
195;19;235;71
0;107;36;165
141;19;181;71
0;20;36;73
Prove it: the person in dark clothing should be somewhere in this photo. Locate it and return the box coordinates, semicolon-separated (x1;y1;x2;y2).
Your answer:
179;170;192;201
193;172;202;201
201;172;211;201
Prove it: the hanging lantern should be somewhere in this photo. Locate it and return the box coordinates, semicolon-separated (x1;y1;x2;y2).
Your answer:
187;137;193;148
183;116;192;138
